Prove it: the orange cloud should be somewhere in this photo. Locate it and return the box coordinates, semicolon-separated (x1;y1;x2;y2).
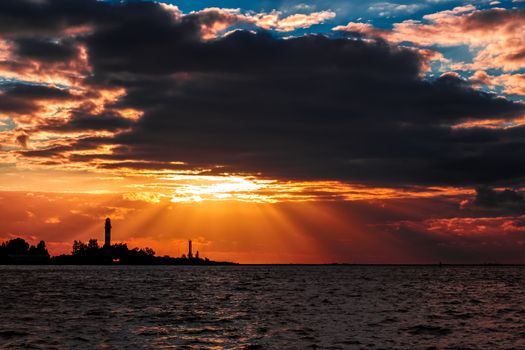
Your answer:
334;7;525;72
251;10;336;32
424;216;525;235
192;8;336;39
470;70;525;96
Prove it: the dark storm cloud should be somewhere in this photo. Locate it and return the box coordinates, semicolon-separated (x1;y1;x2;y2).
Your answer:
3;84;72;100
20;145;72;158
469;187;525;214
85;28;524;185
5;0;525;186
0;84;73;114
13;38;79;62
0;0;109;37
41;110;135;133
475;187;524;207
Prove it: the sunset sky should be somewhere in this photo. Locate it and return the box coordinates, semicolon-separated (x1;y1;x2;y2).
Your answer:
0;0;524;263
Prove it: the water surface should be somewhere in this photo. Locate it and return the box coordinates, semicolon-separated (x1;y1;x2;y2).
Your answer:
1;265;524;349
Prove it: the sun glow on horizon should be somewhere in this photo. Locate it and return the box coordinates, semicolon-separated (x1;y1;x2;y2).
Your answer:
0;165;476;204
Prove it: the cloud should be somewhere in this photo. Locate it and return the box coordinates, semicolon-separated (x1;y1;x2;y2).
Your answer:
368;2;425;17
40;110;135;133
13;38;79;63
0;0;107;37
15;133;29;148
0;0;524;189
334;6;525;71
458;186;525;215
249;10;336;32
179;7;336;39
0;84;73;115
474;186;524;208
332;22;386;36
470;70;525;96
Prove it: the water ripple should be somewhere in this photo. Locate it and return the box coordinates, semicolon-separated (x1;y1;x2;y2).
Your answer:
1;266;525;349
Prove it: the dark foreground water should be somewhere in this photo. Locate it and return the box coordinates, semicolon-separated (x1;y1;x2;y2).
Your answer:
1;266;525;349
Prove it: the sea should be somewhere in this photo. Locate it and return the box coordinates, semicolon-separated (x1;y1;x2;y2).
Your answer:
0;265;524;349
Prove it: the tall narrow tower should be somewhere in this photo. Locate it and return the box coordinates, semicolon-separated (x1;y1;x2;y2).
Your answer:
104;218;111;247
188;240;193;259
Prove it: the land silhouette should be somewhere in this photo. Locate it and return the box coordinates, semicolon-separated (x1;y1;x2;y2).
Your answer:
0;237;236;265
0;238;50;264
1;217;235;265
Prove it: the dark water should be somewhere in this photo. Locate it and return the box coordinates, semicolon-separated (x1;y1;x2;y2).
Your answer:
1;266;525;349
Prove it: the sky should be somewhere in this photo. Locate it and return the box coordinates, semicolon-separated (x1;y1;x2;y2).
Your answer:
0;0;524;263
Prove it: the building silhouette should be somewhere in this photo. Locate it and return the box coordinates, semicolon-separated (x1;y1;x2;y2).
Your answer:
105;218;111;247
188;239;193;259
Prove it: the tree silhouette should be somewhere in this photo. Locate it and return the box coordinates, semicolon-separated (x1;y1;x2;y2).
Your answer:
72;240;87;256
28;240;49;256
0;238;50;263
87;239;99;251
36;240;48;255
6;238;30;254
144;247;155;256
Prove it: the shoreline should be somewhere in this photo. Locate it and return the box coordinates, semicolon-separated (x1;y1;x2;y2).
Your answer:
1;263;524;267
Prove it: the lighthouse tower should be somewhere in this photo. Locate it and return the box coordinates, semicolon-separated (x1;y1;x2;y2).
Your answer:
104;218;111;247
188;240;193;259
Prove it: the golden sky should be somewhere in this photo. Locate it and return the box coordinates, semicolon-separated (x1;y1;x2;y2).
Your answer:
0;0;524;263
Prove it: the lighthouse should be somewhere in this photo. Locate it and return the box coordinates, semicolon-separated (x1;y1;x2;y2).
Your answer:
104;218;111;247
188;240;193;259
